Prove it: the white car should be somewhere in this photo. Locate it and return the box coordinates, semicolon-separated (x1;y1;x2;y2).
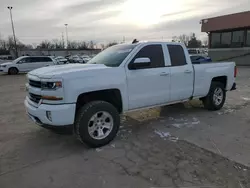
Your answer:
81;55;91;62
24;41;236;147
54;56;68;64
0;56;56;74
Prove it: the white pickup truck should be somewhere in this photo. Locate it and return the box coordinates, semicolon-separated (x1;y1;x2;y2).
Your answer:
24;42;237;147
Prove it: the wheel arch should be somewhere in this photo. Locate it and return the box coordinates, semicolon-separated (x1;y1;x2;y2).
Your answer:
76;88;123;114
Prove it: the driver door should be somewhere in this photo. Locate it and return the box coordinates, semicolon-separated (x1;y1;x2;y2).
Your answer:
126;44;171;110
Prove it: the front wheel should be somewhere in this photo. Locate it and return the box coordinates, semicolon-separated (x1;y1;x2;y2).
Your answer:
8;67;18;75
202;82;226;111
75;101;120;148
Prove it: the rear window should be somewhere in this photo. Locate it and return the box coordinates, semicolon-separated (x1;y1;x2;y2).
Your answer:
167;45;187;66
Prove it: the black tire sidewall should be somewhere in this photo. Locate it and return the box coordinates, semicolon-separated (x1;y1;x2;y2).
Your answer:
205;82;226;110
9;67;18;75
76;101;120;148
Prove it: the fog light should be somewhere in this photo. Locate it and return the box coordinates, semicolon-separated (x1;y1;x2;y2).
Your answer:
46;111;52;121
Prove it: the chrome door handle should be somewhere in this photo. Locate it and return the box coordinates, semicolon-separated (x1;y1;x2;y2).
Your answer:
184;70;192;73
160;72;169;76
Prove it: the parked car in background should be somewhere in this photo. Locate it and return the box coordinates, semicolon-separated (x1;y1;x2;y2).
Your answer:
54;56;68;64
188;48;208;56
25;41;236;147
70;55;85;64
0;56;56;75
81;55;91;62
190;55;212;64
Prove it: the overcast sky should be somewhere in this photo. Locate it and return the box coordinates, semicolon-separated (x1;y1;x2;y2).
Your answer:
0;0;249;45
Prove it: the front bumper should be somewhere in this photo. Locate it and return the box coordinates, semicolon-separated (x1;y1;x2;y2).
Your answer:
231;83;236;91
24;97;76;126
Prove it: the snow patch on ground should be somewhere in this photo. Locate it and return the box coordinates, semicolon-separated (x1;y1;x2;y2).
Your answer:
241;97;250;101
168;117;200;128
154;130;179;142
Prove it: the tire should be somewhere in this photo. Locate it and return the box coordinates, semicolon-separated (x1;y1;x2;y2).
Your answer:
202;82;226;111
75;101;120;148
8;67;18;75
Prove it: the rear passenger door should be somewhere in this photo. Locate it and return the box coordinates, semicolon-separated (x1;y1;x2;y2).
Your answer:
126;44;171;110
167;45;193;101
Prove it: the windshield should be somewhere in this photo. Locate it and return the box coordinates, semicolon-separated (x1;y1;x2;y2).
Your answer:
87;44;137;67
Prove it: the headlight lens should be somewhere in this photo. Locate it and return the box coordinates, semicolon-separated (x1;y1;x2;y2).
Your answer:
1;65;6;68
41;81;62;90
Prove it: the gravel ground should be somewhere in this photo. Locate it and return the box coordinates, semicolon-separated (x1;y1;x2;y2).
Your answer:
0;68;250;188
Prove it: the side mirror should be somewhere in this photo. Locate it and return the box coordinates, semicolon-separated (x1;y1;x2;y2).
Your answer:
131;57;151;69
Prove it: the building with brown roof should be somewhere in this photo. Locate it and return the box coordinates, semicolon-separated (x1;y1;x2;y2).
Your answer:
201;11;250;65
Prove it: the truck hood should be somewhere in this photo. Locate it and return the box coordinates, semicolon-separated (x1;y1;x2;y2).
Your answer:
29;63;109;78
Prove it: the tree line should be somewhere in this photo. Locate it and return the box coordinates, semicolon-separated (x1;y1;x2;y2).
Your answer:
172;33;208;48
0;33;207;55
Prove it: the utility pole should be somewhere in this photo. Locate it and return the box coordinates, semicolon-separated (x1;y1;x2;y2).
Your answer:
64;24;69;55
64;24;69;48
7;6;18;58
62;32;65;49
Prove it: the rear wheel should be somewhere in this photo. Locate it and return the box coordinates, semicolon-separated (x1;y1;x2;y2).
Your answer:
202;82;226;111
8;67;18;75
75;101;120;148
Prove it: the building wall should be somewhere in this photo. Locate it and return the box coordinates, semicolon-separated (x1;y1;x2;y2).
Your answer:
17;49;101;57
209;47;250;66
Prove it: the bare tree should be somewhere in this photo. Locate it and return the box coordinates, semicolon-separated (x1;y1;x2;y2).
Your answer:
100;43;105;50
106;42;118;48
178;34;190;46
172;36;178;42
172;35;190;46
88;41;95;49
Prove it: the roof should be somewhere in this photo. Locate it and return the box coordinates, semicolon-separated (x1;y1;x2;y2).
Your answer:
201;11;250;32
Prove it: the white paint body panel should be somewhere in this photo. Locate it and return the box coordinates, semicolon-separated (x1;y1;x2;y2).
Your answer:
24;42;236;126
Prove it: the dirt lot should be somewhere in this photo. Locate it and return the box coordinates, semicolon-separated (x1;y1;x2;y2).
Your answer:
1;68;250;188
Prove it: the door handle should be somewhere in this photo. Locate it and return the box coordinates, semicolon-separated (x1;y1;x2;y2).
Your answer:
160;72;169;76
184;70;192;73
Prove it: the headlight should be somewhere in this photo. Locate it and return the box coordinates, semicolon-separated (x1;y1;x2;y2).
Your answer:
41;81;62;90
1;65;6;68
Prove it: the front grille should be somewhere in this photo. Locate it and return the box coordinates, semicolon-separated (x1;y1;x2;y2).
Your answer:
29;79;41;88
29;93;41;103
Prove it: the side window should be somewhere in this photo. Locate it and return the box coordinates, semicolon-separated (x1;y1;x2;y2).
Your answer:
30;57;40;63
40;57;52;62
129;44;165;69
167;45;187;66
18;57;31;63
